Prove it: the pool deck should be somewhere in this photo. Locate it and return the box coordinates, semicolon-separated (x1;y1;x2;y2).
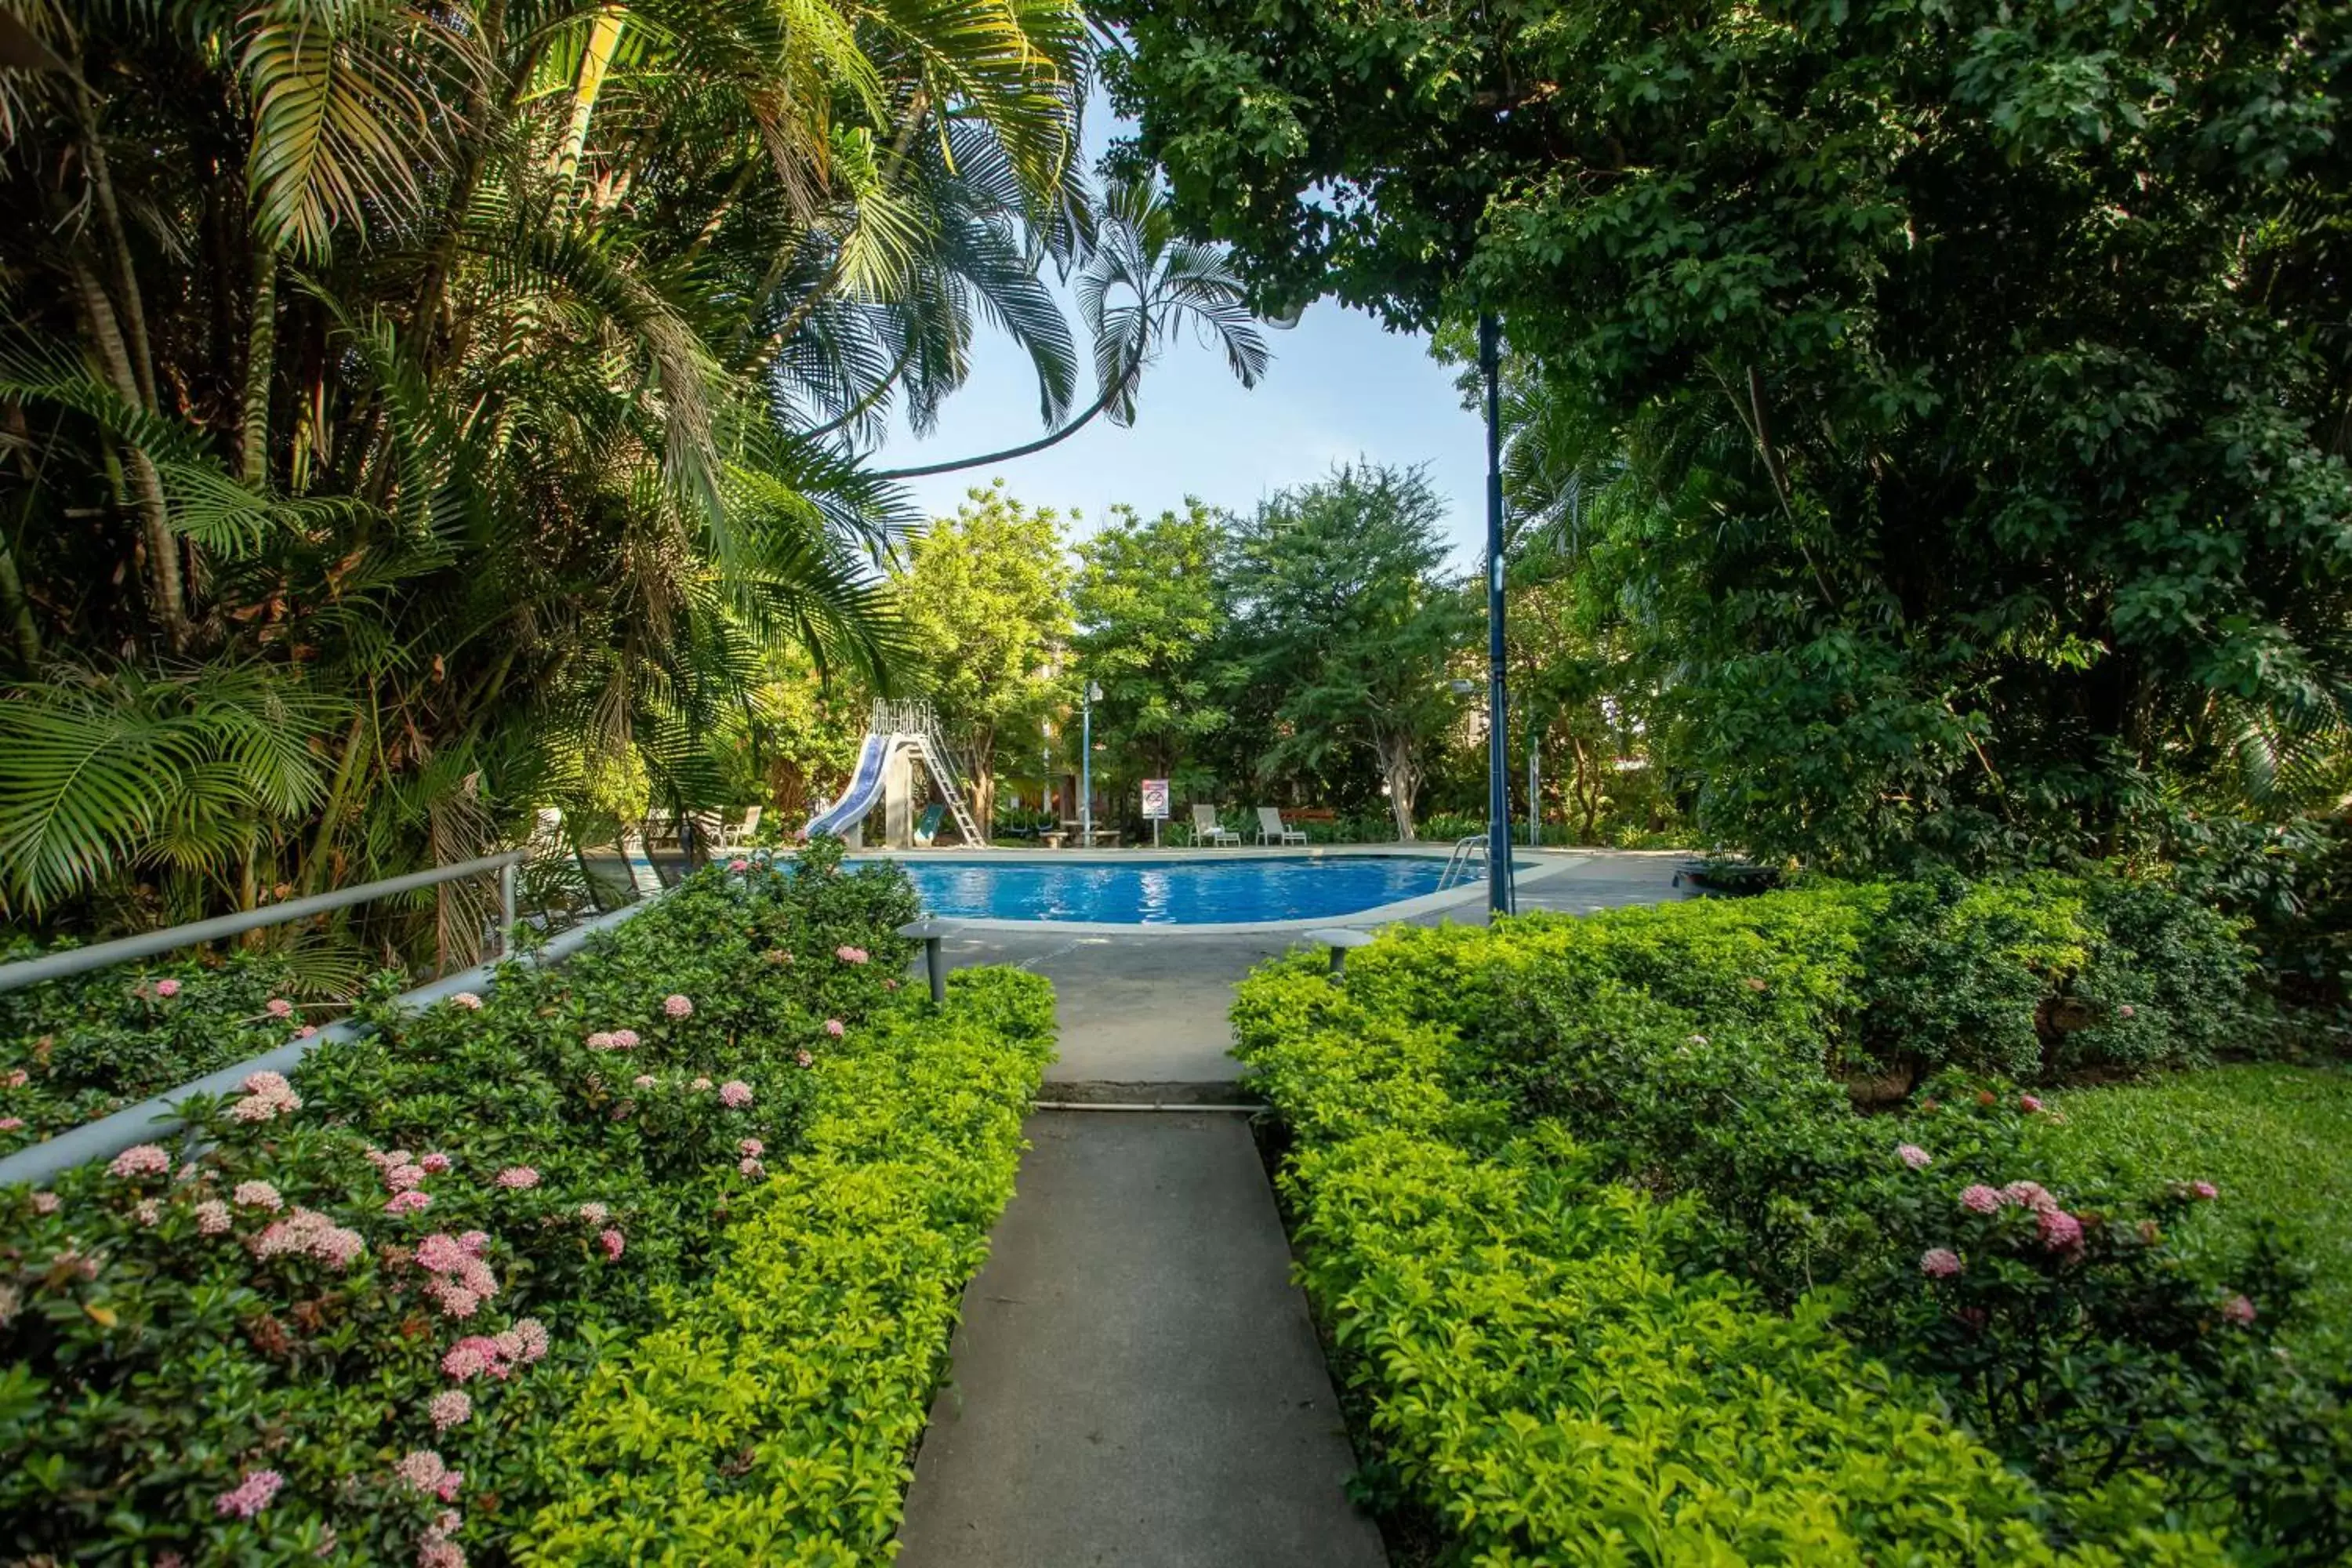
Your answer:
929;848;1691;1083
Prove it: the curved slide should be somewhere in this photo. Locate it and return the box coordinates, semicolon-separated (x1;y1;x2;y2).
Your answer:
806;732;891;839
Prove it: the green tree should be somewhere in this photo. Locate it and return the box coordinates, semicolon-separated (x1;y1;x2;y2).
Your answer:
895;483;1073;831
1104;0;2352;871
1225;463;1472;840
1073;500;1233;797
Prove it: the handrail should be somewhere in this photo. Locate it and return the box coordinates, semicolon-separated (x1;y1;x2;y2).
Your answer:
0;851;527;994
1436;833;1489;892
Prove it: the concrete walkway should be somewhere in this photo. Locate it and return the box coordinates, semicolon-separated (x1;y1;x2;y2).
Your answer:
894;850;1693;1566
895;1113;1385;1568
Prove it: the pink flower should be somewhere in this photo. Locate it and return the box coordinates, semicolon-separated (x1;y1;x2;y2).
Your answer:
2190;1180;2219;1200
689;1076;713;1092
109;1143;172;1180
728;857;750;873
577;1202;608;1225
1959;1185;2003;1214
883;978;900;992
153;978;182;998
384;1163;429;1193
585;1032;615;1051
234;1181;283;1211
739;1138;764;1158
457;1230;488;1255
739;1156;764;1178
395;1449;453;1496
823;1018;844;1039
718;1080;753;1109
1920;1247;1963;1278
0;1117;22;1132
632;1073;655;1088
420;1152;452;1174
231;1069;303;1121
256;1208;365;1269
663;994;694;1019
1896;1144;1933;1170
2222;1294;2257;1327
795;1050;814;1069
598;1228;626;1261
2002;1181;2059;1214
384;1190;434;1215
509;1317;550;1362
31;1190;59;1214
2019;1094;2044;1113
441;1336;510;1381
608;1029;640;1050
135;1199;162;1226
267;998;295;1019
494;1167;539;1189
451;992;483;1011
2038;1208;2085;1251
195;1200;232;1234
834;946;869;965
419;1536;467;1568
215;1468;283;1518
292;1025;318;1040
764;949;793;966
430;1390;472;1432
2;1068;25;1087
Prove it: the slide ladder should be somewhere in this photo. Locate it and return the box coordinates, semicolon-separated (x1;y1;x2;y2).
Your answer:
877;699;986;848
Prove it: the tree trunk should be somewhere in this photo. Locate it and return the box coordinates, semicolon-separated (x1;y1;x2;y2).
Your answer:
241;243;277;484
1379;735;1420;842
551;10;626;201
71;254;189;650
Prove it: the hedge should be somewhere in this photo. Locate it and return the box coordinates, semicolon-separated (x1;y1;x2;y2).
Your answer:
1230;880;2299;1564
0;843;1047;1567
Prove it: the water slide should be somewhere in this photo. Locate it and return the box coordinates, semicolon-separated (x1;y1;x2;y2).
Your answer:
806;732;891;840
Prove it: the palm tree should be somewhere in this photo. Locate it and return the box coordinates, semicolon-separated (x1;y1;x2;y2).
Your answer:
870;177;1272;479
0;0;1093;946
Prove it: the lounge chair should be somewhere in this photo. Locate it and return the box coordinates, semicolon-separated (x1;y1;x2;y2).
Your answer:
1256;807;1307;846
1191;803;1241;848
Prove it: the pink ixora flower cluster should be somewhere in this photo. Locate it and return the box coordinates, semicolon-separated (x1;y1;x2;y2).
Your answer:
229;1069;303;1123
215;1468;284;1518
416;1232;500;1319
2222;1293;2258;1326
449;992;483;1011
368;1146;448;1214
1896;1144;1933;1170
727;857;751;873
718;1079;753;1109
429;1389;472;1433
823;1018;844;1039
153;977;183;999
266;997;295;1019
419;1508;467;1568
4;1067;26;1087
598;1228;626;1261
254;1207;366;1269
194;1199;232;1234
1920;1247;1964;1278
108;1143;172;1181
585;1028;642;1051
1954;1178;2085;1252
834;946;869;965
663;994;694;1019
441;1317;549;1381
234;1180;283;1211
493;1166;539;1190
395;1449;464;1502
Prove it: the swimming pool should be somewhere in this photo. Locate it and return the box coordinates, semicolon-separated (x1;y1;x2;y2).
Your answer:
900;854;1475;927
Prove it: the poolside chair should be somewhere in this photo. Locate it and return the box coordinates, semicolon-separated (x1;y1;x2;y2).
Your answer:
1191;803;1241;847
618;826;668;898
1255;807;1307;846
730;804;762;850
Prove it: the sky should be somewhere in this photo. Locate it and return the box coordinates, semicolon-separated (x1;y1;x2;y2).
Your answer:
864;103;1490;564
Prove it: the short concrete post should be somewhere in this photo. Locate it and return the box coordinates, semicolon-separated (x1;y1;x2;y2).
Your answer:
1306;927;1374;982
498;861;518;956
896;919;964;1004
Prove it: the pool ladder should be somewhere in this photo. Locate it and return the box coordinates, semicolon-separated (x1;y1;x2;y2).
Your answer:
1436;833;1488;892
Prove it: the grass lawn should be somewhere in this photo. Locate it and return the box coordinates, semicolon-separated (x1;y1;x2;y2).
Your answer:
2044;1062;2352;1373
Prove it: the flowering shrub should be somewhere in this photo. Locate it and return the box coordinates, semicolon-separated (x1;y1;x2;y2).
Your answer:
1231;962;2230;1564
0;841;956;1566
1265;907;2347;1562
0;944;323;1149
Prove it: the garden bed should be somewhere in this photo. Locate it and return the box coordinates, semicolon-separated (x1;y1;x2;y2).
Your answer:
1234;877;2349;1564
0;843;1052;1566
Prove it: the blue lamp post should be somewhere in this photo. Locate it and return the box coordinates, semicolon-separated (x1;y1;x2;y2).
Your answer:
1480;311;1515;915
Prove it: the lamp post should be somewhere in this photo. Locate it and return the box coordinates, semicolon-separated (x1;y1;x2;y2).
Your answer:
1479;310;1514;915
1080;681;1102;848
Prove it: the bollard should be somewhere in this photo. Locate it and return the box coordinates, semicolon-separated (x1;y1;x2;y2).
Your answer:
895;919;964;1004
1305;927;1375;981
499;861;518;956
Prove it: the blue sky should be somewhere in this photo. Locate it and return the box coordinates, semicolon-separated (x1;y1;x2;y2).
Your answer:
866;107;1490;564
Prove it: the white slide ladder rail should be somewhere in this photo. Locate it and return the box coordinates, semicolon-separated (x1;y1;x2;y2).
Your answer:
873;699;988;848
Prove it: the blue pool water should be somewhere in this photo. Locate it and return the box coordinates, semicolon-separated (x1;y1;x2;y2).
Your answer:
900;855;1461;924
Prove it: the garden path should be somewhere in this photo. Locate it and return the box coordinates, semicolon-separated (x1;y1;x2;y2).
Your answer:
893;851;1691;1566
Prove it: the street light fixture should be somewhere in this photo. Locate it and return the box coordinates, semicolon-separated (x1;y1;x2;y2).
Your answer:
1479;312;1515;915
1080;681;1103;848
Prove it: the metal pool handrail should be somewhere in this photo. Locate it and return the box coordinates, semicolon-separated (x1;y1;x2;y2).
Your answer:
0;851;528;994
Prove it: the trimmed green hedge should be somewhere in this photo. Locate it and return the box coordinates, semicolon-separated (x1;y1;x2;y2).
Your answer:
517;967;1051;1564
1234;892;2263;1565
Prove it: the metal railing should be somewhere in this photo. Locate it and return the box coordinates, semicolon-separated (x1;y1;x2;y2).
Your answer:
0;851;526;995
1436;833;1490;892
0;852;660;1189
